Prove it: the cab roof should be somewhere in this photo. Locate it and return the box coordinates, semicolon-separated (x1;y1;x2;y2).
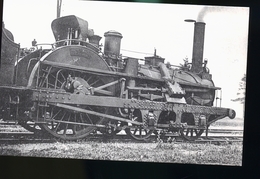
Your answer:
51;15;89;41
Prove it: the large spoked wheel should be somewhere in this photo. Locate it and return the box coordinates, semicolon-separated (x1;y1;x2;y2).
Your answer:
35;70;114;140
125;110;154;141
26;46;117;140
180;113;204;141
40;105;106;140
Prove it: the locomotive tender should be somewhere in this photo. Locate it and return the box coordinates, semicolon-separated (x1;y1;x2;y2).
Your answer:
0;15;236;141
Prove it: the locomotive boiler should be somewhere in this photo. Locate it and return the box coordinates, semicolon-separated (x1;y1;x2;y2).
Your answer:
0;15;236;141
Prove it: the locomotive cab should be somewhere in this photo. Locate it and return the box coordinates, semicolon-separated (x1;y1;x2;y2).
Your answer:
51;15;100;48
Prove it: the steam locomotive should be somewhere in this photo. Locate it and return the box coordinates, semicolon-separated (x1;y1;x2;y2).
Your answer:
0;15;235;141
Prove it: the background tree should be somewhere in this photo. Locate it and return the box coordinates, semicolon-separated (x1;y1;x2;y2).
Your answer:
232;74;246;104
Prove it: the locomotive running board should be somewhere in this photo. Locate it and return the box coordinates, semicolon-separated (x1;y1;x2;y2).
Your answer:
52;103;142;125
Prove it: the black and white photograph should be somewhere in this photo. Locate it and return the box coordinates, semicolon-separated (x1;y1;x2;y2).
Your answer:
0;0;249;166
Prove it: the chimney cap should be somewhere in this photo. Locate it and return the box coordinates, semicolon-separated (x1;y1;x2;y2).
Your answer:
184;19;196;23
104;30;123;38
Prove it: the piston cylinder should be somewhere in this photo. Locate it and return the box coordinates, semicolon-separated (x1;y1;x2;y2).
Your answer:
104;30;123;57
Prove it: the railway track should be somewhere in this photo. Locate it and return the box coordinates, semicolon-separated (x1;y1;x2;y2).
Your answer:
0;120;243;144
0;129;243;144
0;132;54;144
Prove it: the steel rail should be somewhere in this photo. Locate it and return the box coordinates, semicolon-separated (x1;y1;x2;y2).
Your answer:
0;130;243;144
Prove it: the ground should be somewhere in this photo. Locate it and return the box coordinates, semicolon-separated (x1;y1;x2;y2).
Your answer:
0;117;244;166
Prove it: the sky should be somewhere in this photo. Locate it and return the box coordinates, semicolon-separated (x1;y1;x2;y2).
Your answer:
2;0;249;118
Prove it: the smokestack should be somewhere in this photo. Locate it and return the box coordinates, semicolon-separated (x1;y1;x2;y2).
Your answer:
191;22;206;74
104;30;123;58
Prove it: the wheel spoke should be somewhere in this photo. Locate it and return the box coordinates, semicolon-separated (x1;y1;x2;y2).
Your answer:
86;76;93;83
144;129;148;135
51;109;62;120
185;129;190;136
51;121;55;129
85;113;93;124
72;113;77;135
54;122;61;132
54;112;66;132
194;129;198;135
55;78;64;87
60;72;66;81
63;113;71;135
89;79;100;86
133;128;138;135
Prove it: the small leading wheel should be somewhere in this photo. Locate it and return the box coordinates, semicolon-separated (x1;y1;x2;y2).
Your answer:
180;128;204;141
125;110;154;141
40;105;106;141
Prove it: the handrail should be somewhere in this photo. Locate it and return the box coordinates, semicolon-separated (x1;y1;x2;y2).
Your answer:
53;39;100;51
